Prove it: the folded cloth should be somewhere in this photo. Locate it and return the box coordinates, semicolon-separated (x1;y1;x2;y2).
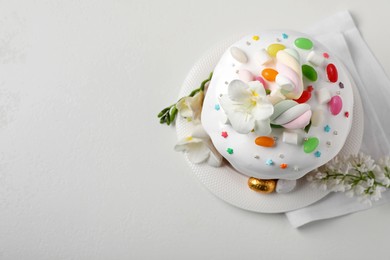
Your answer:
285;11;390;228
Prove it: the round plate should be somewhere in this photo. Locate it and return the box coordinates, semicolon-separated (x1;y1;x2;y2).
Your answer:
176;36;364;213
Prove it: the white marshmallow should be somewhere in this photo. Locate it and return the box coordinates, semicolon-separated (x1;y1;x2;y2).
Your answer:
276;179;297;193
307;51;325;67
316;87;332;104
255;48;272;65
311;108;324;126
282;131;299;145
276;74;295;92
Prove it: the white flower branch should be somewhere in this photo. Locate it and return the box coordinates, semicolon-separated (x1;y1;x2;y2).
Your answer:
307;153;390;205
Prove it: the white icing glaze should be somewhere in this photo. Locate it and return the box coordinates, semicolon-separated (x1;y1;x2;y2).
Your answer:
201;31;354;180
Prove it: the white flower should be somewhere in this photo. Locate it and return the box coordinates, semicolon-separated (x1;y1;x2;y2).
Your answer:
174;125;222;167
219;80;274;135
176;91;204;123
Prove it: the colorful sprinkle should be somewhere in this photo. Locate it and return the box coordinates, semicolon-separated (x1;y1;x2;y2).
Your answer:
282;33;288;39
214;104;220;111
345;111;349;118
226;148;234;154
279;153;285;159
293;166;299;171
323;53;329;59
324;125;331;132
221;131;228;138
307;85;314;92
225;81;229;85
326;141;331;147
266;159;274;166
254;155;260;159
280;163;288;169
333;131;338;135
252;35;260;41
246;41;251;46
314;151;321;157
339;82;344;88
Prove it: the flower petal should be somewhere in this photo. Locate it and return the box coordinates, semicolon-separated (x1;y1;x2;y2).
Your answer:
228;110;255;134
176;98;192;118
228;80;251;103
252;101;274;120
189;91;204;121
247;80;266;97
186;142;210;163
254;119;272;135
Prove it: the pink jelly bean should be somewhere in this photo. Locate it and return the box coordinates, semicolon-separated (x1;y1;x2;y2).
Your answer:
255;76;267;88
329;95;343;115
238;69;254;82
326;63;338;83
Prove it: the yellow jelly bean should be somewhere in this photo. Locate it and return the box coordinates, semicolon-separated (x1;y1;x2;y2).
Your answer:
261;68;278;82
267;43;286;57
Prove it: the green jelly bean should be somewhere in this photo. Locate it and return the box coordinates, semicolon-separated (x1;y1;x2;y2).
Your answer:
304;137;319;153
294;37;313;50
302;65;318;81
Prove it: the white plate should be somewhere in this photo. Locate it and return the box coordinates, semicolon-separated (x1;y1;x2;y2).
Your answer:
176;36;364;213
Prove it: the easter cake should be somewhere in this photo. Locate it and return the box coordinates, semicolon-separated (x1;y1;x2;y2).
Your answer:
159;30;354;195
201;31;353;184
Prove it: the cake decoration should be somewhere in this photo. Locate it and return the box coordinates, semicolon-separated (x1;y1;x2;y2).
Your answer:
248;177;276;193
158;30;388;201
326;63;338;82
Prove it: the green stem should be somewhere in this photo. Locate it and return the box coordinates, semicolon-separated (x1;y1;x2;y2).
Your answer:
158;72;213;126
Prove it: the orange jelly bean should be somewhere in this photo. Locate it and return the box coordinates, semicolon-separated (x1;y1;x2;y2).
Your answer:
255;136;275;147
261;68;278;81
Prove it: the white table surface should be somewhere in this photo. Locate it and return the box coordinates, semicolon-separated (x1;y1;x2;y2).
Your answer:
1;1;389;259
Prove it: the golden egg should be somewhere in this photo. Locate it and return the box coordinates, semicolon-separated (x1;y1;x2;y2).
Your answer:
248;177;276;194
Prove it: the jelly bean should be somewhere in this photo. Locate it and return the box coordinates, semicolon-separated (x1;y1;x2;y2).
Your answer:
329;95;343;115
302;65;318;81
307;51;324;66
303;137;319;153
255;136;275;147
326;63;338;82
276;179;297;193
248;177;276;194
282;131;299;145
262;68;278;81
238;69;254;82
294;37;313;50
316;87;331;104
255;49;272;65
311;108;324;126
293;90;311;103
255;76;267;88
230;46;248;63
267;43;286;57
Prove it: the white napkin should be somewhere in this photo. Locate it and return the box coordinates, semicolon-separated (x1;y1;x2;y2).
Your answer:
286;11;390;228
